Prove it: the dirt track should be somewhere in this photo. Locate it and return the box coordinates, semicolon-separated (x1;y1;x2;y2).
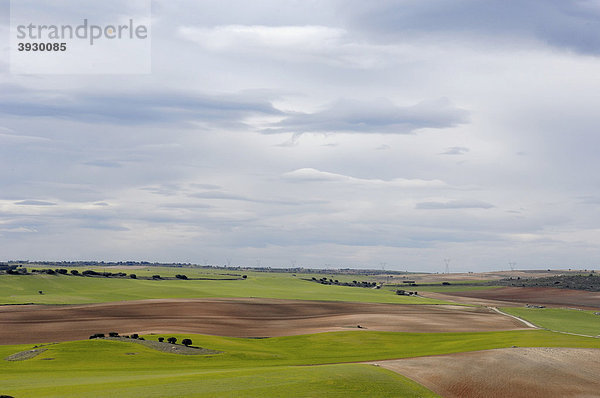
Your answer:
431;287;600;309
373;347;600;398
0;298;529;344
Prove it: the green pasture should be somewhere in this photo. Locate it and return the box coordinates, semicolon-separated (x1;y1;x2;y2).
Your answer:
391;285;500;293
0;274;447;305
502;307;600;336
2;329;598;398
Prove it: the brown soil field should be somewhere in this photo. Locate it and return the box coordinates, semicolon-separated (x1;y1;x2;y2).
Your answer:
372;347;600;398
436;287;600;309
0;298;529;344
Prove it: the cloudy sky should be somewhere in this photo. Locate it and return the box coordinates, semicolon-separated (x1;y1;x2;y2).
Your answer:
1;0;600;271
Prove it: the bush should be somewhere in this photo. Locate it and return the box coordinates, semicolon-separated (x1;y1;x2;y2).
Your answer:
131;333;139;339
89;333;105;339
70;270;80;276
152;275;161;280
242;275;247;279
130;274;137;279
158;337;164;342
57;269;68;275
167;337;177;344
182;338;192;347
109;332;119;337
175;274;188;280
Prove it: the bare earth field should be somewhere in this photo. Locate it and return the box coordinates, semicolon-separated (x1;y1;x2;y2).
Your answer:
0;298;529;344
373;347;600;398
432;287;600;309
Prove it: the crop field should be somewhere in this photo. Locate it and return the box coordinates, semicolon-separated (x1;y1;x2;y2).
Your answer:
0;273;446;305
1;330;598;398
501;307;600;336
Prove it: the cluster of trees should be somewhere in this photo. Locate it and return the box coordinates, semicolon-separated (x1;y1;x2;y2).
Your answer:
310;277;380;289
395;289;418;296
8;269;194;282
158;336;193;346
89;332;145;340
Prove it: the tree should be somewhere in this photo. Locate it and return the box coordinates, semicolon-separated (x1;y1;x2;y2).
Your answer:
182;338;192;347
167;337;177;344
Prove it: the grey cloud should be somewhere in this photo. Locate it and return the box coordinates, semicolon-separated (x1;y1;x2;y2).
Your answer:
264;98;468;135
416;200;494;210
341;0;600;55
15;200;57;206
0;85;282;127
190;190;325;206
84;160;122;168
80;223;130;231
441;146;469;155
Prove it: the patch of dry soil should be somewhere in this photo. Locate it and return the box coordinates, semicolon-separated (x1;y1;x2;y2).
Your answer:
438;287;600;309
372;347;600;398
0;298;529;344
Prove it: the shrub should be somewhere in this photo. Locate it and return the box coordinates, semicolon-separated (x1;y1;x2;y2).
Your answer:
109;332;119;337
152;275;161;280
130;274;137;279
89;333;105;339
242;275;247;279
131;334;139;339
182;338;192;347
158;337;164;342
167;337;177;344
175;274;188;280
70;270;80;276
57;269;68;275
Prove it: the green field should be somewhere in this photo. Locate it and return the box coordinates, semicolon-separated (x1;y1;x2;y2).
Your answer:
502;307;600;336
2;270;599;396
0;273;447;305
2;329;598;398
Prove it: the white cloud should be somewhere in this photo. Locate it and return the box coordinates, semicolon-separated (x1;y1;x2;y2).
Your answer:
283;168;446;188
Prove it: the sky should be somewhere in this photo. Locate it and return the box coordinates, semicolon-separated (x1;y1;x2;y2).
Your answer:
1;0;600;272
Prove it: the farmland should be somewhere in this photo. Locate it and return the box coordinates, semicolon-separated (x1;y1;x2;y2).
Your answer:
1;268;599;397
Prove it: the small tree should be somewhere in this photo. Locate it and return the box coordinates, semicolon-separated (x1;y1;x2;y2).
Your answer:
167;337;177;344
182;338;192;347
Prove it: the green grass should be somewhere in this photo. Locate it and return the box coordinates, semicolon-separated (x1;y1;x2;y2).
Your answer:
501;307;600;336
0;274;448;305
2;329;597;398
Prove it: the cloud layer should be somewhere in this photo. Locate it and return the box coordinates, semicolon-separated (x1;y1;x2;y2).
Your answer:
1;1;600;271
